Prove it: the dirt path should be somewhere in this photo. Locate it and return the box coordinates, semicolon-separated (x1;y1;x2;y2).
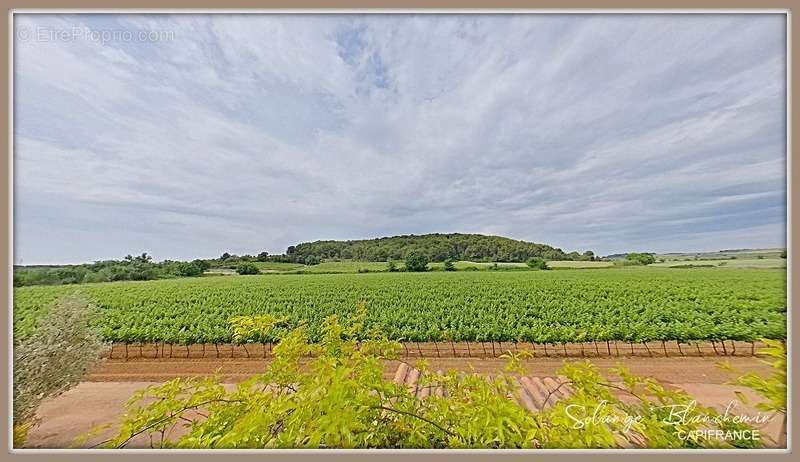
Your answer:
87;354;772;384
24;356;782;449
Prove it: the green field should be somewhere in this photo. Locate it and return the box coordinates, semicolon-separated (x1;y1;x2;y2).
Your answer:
295;261;402;273
546;260;615;269
650;258;786;269
657;248;785;261
14;268;786;345
252;262;307;271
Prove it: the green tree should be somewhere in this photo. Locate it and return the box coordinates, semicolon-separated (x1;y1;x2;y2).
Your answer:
626;253;656;265
526;257;549;270
303;255;322;266
404;251;429;272
174;262;203;277
443;258;456;272
235;263;260;275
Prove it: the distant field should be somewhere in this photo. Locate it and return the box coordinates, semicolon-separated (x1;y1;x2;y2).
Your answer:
651;258;786;269
294;261;401;273
657;248;785;261
216;257;784;275
252;262;306;271
546;260;614;269
428;261;526;270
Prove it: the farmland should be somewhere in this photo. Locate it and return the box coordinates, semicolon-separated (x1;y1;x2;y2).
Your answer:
14;268;786;346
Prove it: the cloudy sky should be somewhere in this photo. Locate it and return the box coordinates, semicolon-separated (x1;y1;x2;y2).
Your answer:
13;14;786;264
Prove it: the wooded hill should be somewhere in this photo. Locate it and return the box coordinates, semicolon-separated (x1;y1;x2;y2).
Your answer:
285;233;594;263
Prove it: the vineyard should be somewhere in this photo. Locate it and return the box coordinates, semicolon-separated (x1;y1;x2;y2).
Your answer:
13;268;786;348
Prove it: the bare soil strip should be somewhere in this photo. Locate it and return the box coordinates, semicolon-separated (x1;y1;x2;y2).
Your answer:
86;355;773;385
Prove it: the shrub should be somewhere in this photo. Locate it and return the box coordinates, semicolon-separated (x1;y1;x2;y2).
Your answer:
175;262;203;277
235;263;260;275
386;261;398;272
443;258;456;272
97;310;764;449
626;253;656;265
526;257;549;270
721;339;787;447
304;255;322;266
404;251;429;272
81;272;107;284
13;295;107;447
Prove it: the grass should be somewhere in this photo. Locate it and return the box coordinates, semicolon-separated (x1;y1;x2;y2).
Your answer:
294;261;402;273
215;257;785;275
252;262;306;271
546;260;614;269
650;258;786;269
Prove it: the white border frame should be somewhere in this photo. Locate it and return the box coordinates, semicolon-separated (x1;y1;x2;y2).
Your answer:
6;8;793;455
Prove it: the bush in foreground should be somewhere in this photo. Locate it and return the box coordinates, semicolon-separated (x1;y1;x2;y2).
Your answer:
93;307;776;449
13;295;107;447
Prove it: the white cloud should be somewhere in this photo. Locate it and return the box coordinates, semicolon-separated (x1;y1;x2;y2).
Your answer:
13;13;787;264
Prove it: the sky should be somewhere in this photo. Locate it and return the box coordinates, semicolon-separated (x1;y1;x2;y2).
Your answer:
13;14;787;264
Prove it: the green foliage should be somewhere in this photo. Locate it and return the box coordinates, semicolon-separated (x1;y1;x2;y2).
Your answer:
13;269;786;345
538;361;762;449
230;315;285;344
303;255;322;266
526;257;549;270
13;253;208;287
731;339;786;412
286;233;592;264
443;258;456;272
235;263;260;275
626;253;656;266
97;314;762;449
386;261;398;272
721;339;786;447
13;294;107;447
174;262;203;277
404;251;430;272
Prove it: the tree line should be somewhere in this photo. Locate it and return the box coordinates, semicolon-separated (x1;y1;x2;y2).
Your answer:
13;253;210;287
283;233;594;264
13;234;598;286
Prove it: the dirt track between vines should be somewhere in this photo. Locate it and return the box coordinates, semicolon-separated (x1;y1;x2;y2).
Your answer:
87;352;772;384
